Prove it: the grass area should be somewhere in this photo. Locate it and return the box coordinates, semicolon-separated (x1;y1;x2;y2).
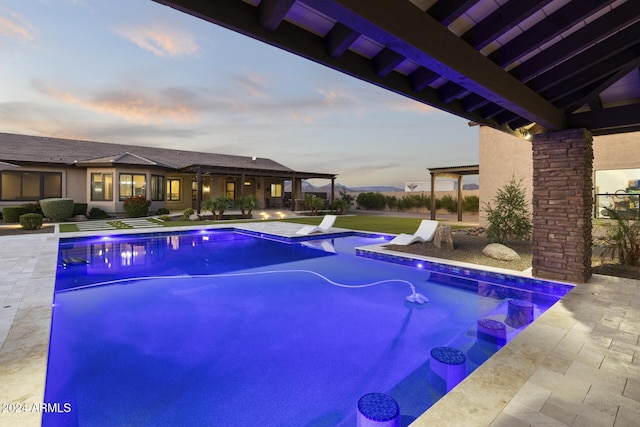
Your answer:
58;214;468;234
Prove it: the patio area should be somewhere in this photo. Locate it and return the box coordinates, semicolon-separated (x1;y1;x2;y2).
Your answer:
0;222;639;426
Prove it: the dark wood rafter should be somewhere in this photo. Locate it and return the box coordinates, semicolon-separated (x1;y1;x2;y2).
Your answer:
373;47;405;77
488;0;617;68
409;66;439;92
324;22;359;58
426;0;481;26
258;0;295;31
510;3;640;83
545;47;640;106
568;104;640;135
460;0;554;50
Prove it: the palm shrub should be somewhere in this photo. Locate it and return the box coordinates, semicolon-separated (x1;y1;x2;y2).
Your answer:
483;176;532;243
20;213;43;230
202;195;232;220
123;196;151;218
236;195;258;218
600;208;640;266
329;199;349;215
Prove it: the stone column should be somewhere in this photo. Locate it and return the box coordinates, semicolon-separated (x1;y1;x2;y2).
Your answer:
532;129;593;283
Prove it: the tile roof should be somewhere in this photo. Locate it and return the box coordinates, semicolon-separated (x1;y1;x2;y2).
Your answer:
0;132;331;177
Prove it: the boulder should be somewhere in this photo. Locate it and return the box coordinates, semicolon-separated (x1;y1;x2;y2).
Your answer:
71;215;87;222
482;243;521;262
433;225;454;250
189;213;200;221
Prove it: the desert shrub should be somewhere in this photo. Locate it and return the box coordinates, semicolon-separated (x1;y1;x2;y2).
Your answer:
20;213;43;230
88;207;109;219
3;206;28;223
483;176;532;243
39;198;74;221
397;194;432;211
72;203;88;216
159;215;171;221
339;189;354;207
384;195;398;210
123;196;151;218
462;195;480;213
303;194;325;216
182;208;195;220
156;207;170;215
600;208;640;266
329;199;349;215
439;194;458;213
356;192;386;210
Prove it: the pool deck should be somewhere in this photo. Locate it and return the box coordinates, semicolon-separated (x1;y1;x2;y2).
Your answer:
1;221;639;426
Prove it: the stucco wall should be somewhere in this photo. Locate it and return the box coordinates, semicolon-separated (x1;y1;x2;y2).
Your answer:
479;127;533;227
479;127;640;227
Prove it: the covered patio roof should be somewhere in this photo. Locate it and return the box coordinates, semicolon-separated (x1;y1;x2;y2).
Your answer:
427;164;479;221
153;0;640;139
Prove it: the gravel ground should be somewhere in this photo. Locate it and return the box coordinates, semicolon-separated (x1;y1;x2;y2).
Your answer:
388;229;640;280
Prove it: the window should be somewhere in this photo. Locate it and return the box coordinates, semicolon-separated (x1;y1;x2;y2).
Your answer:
119;173;146;200
91;173;113;201
270;183;283;198
226;182;235;199
167;179;180;201
594;168;640;219
0;171;62;201
151;175;165;201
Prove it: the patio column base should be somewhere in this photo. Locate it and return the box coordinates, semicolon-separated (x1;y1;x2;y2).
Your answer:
532;129;593;283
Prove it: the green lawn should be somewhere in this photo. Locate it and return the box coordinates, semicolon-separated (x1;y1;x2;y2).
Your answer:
59;214;465;234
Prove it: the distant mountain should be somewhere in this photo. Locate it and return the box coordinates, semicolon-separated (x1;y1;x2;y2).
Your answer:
349;186;404;192
463;183;479;190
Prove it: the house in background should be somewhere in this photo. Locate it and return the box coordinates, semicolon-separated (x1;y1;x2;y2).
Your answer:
0;133;336;215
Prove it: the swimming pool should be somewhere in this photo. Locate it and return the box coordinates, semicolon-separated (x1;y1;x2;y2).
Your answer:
44;229;572;426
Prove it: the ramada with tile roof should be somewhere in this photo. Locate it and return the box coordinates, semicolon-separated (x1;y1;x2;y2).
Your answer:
0;132;337;215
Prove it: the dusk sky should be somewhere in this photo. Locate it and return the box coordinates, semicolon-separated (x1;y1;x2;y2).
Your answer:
0;0;479;188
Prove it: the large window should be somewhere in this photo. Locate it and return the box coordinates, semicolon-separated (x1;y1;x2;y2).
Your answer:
167;178;180;201
119;173;146;200
270;183;283;198
1;171;62;201
91;173;113;201
594;168;640;219
151;175;166;201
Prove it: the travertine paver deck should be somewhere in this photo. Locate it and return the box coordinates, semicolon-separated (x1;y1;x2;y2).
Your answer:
1;222;639;426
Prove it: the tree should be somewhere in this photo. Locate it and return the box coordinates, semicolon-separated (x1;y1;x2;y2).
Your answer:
483;176;532;243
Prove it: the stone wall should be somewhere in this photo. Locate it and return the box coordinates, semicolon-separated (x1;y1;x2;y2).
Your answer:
532;129;593;283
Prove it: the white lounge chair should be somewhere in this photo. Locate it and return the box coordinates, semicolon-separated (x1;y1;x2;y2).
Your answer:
296;215;337;235
388;220;439;245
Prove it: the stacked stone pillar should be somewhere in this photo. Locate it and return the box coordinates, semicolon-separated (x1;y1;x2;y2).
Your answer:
532;129;593;283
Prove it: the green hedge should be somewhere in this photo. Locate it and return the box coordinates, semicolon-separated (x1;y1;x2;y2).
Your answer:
20;213;43;230
3;206;28;223
72;203;88;216
40;198;74;221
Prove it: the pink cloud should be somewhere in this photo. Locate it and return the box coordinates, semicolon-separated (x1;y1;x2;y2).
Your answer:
0;7;35;42
116;24;199;57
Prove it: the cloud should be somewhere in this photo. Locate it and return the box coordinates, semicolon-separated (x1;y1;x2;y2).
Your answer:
31;79;200;124
0;7;36;42
385;97;436;113
115;24;199;57
233;73;268;99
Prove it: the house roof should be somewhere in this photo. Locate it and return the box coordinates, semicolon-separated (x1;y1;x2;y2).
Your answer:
0;132;336;180
153;0;640;138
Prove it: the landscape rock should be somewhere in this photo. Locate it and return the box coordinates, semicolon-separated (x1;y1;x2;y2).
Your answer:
433;225;454;250
482;243;521;262
189;213;200;221
71;215;87;222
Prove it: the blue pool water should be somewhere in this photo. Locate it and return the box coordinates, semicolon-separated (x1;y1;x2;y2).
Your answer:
44;230;573;426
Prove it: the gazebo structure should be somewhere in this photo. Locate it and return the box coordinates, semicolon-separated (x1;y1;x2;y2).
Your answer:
427;164;479;222
152;0;640;283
